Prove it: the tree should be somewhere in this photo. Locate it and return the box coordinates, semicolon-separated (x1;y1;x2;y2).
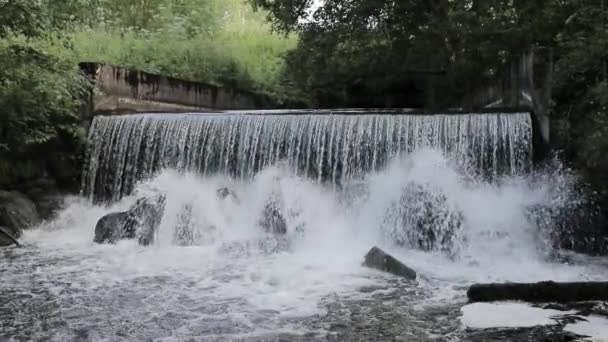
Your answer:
552;0;608;180
249;0;569;107
0;0;90;38
0;1;89;190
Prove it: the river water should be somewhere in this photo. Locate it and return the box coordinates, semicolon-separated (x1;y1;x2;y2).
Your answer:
2;149;607;341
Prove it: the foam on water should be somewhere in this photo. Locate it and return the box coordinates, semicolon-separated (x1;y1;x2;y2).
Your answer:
462;302;608;339
460;302;572;329
2;148;607;340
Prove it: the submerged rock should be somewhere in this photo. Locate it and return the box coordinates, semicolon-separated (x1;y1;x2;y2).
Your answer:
467;281;608;303
382;183;463;256
363;246;417;280
217;187;239;202
94;195;166;246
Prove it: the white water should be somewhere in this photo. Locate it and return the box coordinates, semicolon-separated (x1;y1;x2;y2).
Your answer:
83;112;532;201
3;149;607;341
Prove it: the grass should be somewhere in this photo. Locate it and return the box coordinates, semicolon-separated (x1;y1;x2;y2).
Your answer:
61;1;300;104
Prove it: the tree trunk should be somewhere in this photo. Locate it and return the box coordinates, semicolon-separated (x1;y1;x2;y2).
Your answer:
468;281;608;303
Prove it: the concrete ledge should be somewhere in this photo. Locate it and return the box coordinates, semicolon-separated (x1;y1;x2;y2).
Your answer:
93;96;219;114
459;47;554;148
80;62;271;115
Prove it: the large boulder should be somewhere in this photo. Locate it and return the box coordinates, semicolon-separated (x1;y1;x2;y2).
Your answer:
0;191;40;246
93;212;132;244
0;226;21;247
32;193;66;221
22;177;66;220
382;183;463;255
0;191;41;231
527;194;608;256
363;246;417;280
94;195;166;246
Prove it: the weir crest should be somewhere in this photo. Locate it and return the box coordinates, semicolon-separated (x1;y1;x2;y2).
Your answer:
83;111;532;201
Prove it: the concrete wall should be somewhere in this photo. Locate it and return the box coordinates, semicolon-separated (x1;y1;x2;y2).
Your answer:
80;63;271;116
459;47;558;149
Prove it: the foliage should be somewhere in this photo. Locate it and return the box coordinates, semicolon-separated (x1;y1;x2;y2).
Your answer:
0;0;91;189
0;42;83;150
62;0;300;104
249;0;570;107
552;1;608;176
0;37;88;186
0;0;90;38
0;0;606;190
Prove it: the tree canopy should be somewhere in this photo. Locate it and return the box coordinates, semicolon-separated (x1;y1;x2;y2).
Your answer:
0;0;606;190
250;0;605;108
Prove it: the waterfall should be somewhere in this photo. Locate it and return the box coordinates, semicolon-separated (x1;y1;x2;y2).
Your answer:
82;112;532;202
7;110;606;342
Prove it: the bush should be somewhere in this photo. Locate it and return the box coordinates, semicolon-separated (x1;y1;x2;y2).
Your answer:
0;38;88;189
65;0;301;104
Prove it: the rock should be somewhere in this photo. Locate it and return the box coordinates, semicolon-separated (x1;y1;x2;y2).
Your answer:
382;183;463;255
259;198;287;235
94;194;166;246
172;204;218;246
173;204;197;246
129;195;166;246
217;187;239;202
0;226;21;247
33;194;65;220
363;247;417;280
0;191;41;232
467;281;608;303
93;212;132;244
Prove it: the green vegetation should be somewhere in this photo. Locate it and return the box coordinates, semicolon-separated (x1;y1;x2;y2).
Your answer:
65;0;298;102
0;1;88;191
0;0;606;197
0;0;299;192
252;0;608;186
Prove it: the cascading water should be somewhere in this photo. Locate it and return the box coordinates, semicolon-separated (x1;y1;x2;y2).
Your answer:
2;111;607;341
83;112;532;201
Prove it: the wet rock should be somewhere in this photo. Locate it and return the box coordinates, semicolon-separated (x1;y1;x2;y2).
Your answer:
525;161;608;256
172;204;218;246
259;198;287;235
130;195;166;246
468;281;608;303
0;191;41;232
383;183;463;256
94;195;166;246
0;226;20;247
363;246;417;280
173;204;198;246
93;212;133;244
217;187;239;202
32;194;65;220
